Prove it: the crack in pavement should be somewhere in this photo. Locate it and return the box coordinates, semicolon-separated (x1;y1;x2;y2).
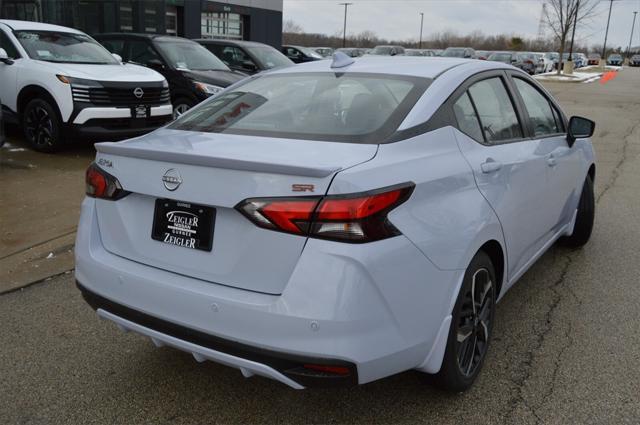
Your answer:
595;119;640;205
502;252;575;425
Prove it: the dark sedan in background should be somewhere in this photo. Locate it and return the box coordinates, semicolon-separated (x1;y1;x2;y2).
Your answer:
630;55;640;67
196;39;293;75
488;51;536;74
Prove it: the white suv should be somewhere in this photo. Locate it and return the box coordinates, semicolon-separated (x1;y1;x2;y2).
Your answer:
0;20;172;152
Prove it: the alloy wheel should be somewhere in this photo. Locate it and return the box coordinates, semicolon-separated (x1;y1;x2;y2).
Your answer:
25;106;55;148
455;268;494;377
173;104;190;119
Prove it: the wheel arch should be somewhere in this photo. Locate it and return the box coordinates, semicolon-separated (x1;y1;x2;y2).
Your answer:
17;85;62;122
478;240;505;298
587;163;596;182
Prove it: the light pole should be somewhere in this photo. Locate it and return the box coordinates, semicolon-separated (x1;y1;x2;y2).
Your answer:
601;0;615;63
419;12;424;49
339;3;353;48
627;11;638;59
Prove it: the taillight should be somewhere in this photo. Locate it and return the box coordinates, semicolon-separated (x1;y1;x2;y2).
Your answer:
85;162;129;200
236;183;414;243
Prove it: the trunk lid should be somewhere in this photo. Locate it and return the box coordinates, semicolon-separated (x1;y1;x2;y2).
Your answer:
93;129;377;294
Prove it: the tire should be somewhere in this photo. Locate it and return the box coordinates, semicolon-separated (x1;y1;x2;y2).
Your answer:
22;98;63;153
432;251;497;392
172;97;196;119
559;175;595;248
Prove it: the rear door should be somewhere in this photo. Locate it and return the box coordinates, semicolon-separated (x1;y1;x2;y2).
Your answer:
452;71;555;280
509;73;582;232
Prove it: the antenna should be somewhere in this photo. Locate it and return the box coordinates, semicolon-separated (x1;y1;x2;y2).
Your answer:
331;51;355;68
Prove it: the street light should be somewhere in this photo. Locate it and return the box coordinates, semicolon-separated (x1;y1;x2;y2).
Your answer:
339;2;353;48
419;12;424;49
627;11;638;59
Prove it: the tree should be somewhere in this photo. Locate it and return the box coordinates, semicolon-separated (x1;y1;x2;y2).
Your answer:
283;19;304;34
544;0;598;74
509;37;525;51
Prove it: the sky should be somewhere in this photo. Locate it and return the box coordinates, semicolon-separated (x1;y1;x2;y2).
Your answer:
282;0;640;49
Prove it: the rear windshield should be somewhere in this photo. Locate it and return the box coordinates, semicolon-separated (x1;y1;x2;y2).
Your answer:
169;72;429;143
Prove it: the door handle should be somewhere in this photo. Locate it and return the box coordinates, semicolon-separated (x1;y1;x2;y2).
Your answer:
481;159;502;173
547;154;557;167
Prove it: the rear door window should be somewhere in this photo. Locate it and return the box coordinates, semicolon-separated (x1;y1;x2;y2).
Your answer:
467;77;523;143
453;92;484;142
100;39;125;56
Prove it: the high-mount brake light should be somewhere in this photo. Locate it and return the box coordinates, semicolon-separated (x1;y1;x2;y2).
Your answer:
85;162;130;200
236;183;414;243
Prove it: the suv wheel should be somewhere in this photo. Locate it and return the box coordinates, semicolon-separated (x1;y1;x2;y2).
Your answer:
173;97;195;119
23;98;62;153
432;251;496;392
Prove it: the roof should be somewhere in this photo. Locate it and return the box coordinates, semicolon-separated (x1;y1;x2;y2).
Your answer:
0;19;84;34
94;33;195;43
268;56;510;80
194;39;266;47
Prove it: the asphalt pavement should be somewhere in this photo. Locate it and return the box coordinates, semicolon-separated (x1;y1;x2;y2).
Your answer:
1;68;639;424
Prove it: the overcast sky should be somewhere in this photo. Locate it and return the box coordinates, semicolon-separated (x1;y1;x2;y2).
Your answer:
283;0;640;49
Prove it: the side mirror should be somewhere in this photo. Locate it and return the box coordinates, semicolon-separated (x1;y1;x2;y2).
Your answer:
241;61;257;73
112;53;123;63
0;48;14;65
567;116;595;147
147;58;165;70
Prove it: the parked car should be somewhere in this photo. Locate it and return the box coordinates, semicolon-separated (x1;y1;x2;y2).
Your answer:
94;33;244;118
336;47;365;57
281;45;323;63
313;47;334;58
0;20;172;152
405;48;426;56
77;55;596;392
630;55;640;67
474;50;492;60
367;45;405;56
545;52;560;70
587;53;601;66
487;51;536;74
196;39;293;75
518;52;544;74
442;47;475;58
575;53;587;68
607;54;623;66
537;52;555;73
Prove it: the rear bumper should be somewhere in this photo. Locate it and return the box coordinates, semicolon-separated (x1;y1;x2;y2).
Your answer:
77;281;356;388
75;197;462;387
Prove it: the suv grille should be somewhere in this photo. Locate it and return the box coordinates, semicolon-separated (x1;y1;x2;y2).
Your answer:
72;85;170;106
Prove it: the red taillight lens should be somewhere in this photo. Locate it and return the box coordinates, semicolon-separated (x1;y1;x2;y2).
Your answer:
235;183;414;243
85;162;129;200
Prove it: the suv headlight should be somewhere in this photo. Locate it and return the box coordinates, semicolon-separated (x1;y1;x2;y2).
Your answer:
194;81;223;96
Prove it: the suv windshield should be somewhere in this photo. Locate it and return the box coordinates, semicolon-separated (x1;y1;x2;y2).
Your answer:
15;31;117;64
246;45;291;69
170;73;429;143
155;39;229;71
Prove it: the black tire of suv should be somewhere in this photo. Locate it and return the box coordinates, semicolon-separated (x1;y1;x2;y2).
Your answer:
22;98;63;153
431;251;497;392
559;175;595;248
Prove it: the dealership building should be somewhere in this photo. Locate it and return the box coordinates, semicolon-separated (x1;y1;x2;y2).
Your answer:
0;0;283;47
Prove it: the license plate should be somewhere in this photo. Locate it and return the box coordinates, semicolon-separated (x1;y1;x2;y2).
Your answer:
151;199;215;251
133;105;148;119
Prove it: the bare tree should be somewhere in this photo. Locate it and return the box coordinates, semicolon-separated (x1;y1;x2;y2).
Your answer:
544;0;598;74
283;19;304;34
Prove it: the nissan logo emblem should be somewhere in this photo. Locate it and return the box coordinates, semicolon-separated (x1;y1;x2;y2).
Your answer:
162;169;182;191
133;87;144;98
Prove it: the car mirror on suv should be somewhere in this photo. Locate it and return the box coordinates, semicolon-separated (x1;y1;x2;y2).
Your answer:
242;61;257;72
567;116;595;147
147;58;165;70
111;53;123;63
0;48;14;65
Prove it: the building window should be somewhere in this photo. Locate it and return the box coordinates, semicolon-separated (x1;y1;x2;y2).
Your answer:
119;2;133;32
201;12;243;40
166;5;178;35
1;1;41;21
144;6;157;33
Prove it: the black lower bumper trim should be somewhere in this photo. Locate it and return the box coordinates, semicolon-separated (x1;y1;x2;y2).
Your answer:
76;281;358;387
